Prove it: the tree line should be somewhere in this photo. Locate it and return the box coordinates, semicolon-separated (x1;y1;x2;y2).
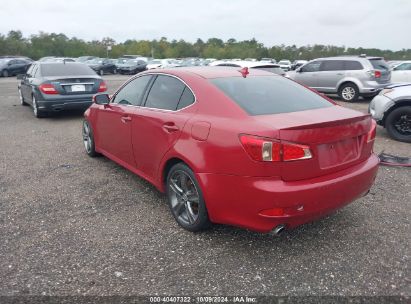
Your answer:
1;30;410;61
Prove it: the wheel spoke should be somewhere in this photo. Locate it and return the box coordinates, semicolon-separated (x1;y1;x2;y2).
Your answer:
185;202;196;224
169;178;183;197
172;200;185;216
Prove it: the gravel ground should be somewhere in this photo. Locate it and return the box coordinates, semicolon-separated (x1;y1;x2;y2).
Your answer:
0;75;410;298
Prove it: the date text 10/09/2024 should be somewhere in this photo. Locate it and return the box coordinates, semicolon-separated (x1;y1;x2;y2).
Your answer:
149;296;257;303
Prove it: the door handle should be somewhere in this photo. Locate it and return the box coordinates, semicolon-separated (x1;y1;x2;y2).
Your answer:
163;123;179;133
121;116;132;123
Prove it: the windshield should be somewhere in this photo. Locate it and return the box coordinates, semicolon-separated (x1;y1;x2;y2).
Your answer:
40;63;96;77
210;76;332;115
87;58;103;64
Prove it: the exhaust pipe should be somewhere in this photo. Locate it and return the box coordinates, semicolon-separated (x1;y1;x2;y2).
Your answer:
270;224;286;236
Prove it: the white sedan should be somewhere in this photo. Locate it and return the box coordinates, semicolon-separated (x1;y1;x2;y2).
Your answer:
391;61;411;83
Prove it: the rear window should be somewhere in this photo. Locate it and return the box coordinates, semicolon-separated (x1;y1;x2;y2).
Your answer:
40;63;96;77
210;76;333;115
369;59;389;71
251;66;284;75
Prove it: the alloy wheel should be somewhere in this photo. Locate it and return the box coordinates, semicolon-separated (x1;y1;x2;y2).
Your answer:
394;114;411;135
32;96;38;116
82;121;93;154
168;170;200;226
342;87;355;101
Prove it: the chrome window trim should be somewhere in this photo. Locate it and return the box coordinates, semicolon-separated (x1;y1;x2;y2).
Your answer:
110;72;197;113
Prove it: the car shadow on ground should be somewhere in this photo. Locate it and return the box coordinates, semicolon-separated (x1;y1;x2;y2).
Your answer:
46;109;87;120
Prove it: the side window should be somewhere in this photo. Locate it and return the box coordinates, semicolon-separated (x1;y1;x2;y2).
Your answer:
9;60;16;65
145;75;185;110
32;65;39;77
344;61;363;70
320;60;344;71
395;63;411;71
177;87;195;110
112;75;151;106
301;61;321;72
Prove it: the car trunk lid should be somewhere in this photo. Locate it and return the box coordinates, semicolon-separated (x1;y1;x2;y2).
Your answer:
44;76;101;95
255;106;373;181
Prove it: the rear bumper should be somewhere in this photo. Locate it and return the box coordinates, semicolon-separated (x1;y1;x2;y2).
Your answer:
37;98;93;112
197;154;379;233
359;81;390;95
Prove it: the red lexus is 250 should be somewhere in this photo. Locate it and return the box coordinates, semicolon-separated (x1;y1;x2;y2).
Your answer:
82;67;379;234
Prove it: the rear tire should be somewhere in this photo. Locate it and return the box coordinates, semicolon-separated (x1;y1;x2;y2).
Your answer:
166;163;211;232
32;96;46;118
385;107;411;143
339;83;359;102
18;88;28;106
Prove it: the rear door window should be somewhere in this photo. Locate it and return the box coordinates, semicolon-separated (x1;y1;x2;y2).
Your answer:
320;60;344;71
211;76;332;115
145;75;185;110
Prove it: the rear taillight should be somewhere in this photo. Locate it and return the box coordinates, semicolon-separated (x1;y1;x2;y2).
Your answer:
39;84;58;95
374;70;381;78
98;81;107;92
239;135;312;162
367;120;377;143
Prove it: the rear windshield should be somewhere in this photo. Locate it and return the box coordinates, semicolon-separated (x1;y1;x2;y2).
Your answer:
251;66;284;75
210;76;333;115
369;59;389;71
40;63;96;77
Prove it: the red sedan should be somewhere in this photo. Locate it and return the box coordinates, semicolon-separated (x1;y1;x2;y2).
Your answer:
83;67;379;234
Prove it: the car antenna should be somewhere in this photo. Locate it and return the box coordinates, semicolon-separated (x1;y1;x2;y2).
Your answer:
239;67;249;78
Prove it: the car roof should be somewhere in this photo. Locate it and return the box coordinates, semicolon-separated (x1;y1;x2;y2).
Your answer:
316;56;383;61
38;62;85;66
145;66;274;79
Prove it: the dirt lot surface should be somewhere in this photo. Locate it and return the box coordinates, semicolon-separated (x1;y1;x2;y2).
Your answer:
0;75;409;298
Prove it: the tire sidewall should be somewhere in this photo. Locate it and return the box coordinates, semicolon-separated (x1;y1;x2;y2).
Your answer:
385;107;411;143
166;163;210;232
83;120;98;157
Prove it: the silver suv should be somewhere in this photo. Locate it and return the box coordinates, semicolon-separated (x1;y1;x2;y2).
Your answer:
289;56;391;102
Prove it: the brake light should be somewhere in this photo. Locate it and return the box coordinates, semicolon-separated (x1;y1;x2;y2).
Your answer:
374;70;381;78
367;120;377;143
98;81;107;92
239;135;312;162
39;84;58;95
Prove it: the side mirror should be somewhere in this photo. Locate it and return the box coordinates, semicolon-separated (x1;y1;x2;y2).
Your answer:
93;93;110;105
16;74;25;80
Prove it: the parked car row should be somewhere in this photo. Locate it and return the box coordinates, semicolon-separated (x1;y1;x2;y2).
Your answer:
0;56;32;77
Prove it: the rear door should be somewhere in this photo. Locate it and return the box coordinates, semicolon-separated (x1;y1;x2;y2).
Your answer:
94;75;152;168
131;74;196;180
293;60;322;89
316;60;345;92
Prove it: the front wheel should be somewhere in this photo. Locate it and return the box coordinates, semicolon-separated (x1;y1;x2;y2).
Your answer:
82;120;99;157
385;107;411;143
338;83;359;102
2;69;9;77
166;163;211;232
99;70;104;76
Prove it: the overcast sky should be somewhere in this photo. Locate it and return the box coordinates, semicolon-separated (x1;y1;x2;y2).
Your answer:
1;0;410;50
